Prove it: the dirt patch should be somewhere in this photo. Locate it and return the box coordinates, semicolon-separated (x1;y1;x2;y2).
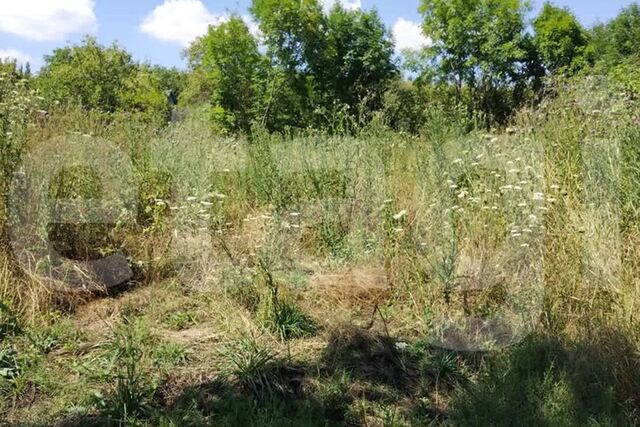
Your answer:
160;325;222;347
312;267;389;304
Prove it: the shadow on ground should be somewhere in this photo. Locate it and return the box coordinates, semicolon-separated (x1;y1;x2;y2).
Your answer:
451;327;640;426
7;326;640;426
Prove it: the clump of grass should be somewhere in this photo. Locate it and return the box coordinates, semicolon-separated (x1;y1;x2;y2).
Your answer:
257;288;317;341
255;261;316;341
312;371;353;421
99;315;155;421
153;341;190;369
162;310;197;331
223;335;282;400
0;299;20;341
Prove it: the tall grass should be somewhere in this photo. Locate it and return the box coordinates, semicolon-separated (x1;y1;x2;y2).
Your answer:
0;75;639;424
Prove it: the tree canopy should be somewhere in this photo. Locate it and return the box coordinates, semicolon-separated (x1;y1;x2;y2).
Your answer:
187;16;263;132
533;3;592;74
8;0;640;133
36;37;172;119
418;0;534;124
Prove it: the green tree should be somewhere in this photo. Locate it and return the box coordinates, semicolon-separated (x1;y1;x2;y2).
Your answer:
589;4;640;95
36;37;169;118
250;0;324;130
250;0;397;130
418;0;534;124
607;3;640;58
319;5;398;112
251;0;324;73
37;37;135;112
592;3;640;62
533;3;591;74
0;59;29;82
119;65;172;119
187;16;262;132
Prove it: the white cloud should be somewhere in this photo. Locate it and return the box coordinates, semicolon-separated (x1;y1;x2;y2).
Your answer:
0;49;35;66
140;0;227;46
242;15;262;40
0;0;97;42
321;0;362;13
392;18;430;52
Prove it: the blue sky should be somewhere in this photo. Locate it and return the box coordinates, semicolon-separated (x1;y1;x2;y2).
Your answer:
0;0;637;71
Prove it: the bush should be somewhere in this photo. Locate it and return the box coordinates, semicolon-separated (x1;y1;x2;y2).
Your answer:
382;80;425;134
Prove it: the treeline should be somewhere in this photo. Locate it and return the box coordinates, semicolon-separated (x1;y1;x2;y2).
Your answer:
2;1;640;133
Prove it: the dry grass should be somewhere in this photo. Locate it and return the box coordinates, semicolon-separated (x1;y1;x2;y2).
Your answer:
1;78;639;425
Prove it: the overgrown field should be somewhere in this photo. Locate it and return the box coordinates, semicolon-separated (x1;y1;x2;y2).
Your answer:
1;77;640;426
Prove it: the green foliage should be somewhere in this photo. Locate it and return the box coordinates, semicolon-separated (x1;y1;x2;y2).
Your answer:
533;3;592;74
119;65;172;119
153;342;190;369
163;311;197;331
0;344;20;381
100;316;155;420
187;16;263;132
251;0;324;73
592;3;640;62
0;300;20;342
418;0;535;125
150;65;187;103
0;65;37;238
256;262;316;341
587;5;640;102
37;36;134;112
601;57;640;94
36;36;170;119
0;59;31;81
609;3;640;58
317;6;398;113
190;0;400;132
257;290;317;341
223;336;280;400
382;80;426;134
451;336;632;426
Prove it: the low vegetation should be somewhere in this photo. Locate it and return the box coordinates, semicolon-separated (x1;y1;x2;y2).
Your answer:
1;0;640;426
